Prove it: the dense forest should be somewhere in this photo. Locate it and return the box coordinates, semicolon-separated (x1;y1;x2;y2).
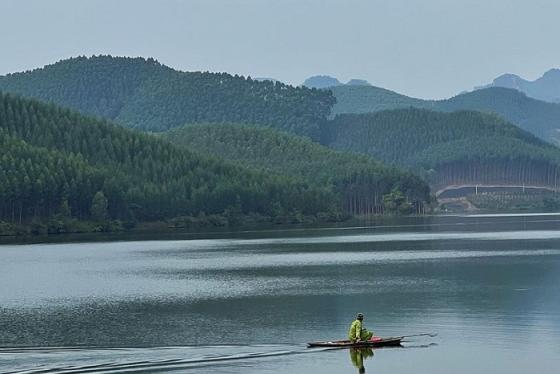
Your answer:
0;92;435;236
330;85;560;143
0;56;335;137
4;56;559;144
322;109;560;189
164;123;431;215
4;55;560;230
0;92;347;233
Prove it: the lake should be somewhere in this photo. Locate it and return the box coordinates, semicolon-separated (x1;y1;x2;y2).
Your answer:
1;214;560;373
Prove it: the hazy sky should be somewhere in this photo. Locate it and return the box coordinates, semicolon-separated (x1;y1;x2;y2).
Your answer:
1;0;559;99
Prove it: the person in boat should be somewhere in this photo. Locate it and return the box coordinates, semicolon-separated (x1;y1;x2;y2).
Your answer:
348;313;374;342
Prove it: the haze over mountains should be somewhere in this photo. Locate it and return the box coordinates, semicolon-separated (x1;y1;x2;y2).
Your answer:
475;69;560;103
2;55;560;233
304;69;560;105
302;73;560;144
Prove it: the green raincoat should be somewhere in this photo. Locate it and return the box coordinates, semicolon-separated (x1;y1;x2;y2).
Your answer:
348;319;373;341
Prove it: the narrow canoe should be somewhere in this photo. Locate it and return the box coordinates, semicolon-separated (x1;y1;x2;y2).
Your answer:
307;337;403;348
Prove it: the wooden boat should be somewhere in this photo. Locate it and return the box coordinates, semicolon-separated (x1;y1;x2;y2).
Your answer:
307;336;403;348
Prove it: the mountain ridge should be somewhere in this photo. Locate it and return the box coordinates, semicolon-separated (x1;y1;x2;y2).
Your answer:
475;68;560;103
303;75;371;89
0;55;335;137
330;84;560;143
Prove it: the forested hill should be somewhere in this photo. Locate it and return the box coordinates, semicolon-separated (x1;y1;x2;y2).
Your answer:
330;85;430;116
322;109;560;189
164;123;431;215
437;88;560;142
330;85;560;143
6;56;559;144
0;92;342;230
0;56;335;137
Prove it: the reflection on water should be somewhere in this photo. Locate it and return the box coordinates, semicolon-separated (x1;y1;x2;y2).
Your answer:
1;214;560;373
349;348;374;373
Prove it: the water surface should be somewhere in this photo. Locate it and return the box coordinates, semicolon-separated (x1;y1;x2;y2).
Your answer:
1;214;560;373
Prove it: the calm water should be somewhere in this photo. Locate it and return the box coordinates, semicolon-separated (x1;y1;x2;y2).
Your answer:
1;214;560;373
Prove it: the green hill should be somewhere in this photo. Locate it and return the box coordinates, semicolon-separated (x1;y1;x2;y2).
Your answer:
164;123;431;215
7;56;560;144
438;88;560;142
330;85;560;143
0;92;341;232
0;56;335;137
322;108;560;189
330;85;431;116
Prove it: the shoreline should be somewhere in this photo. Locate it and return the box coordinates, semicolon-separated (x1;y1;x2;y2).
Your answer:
2;211;560;245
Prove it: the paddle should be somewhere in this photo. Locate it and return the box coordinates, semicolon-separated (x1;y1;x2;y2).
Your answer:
398;333;438;339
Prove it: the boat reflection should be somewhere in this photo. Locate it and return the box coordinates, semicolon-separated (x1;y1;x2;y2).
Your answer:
349;347;374;373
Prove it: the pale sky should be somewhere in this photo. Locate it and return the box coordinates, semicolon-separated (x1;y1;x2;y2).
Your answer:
1;0;559;99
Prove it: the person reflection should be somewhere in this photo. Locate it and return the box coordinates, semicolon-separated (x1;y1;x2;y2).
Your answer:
349;347;374;373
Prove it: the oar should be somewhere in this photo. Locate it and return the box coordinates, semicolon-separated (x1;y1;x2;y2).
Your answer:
398;333;438;339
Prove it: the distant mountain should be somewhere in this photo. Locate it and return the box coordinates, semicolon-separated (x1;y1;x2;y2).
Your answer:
302;75;342;89
302;75;372;89
0;56;335;137
164;123;431;214
476;69;560;103
322;108;560;189
330;85;560;143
